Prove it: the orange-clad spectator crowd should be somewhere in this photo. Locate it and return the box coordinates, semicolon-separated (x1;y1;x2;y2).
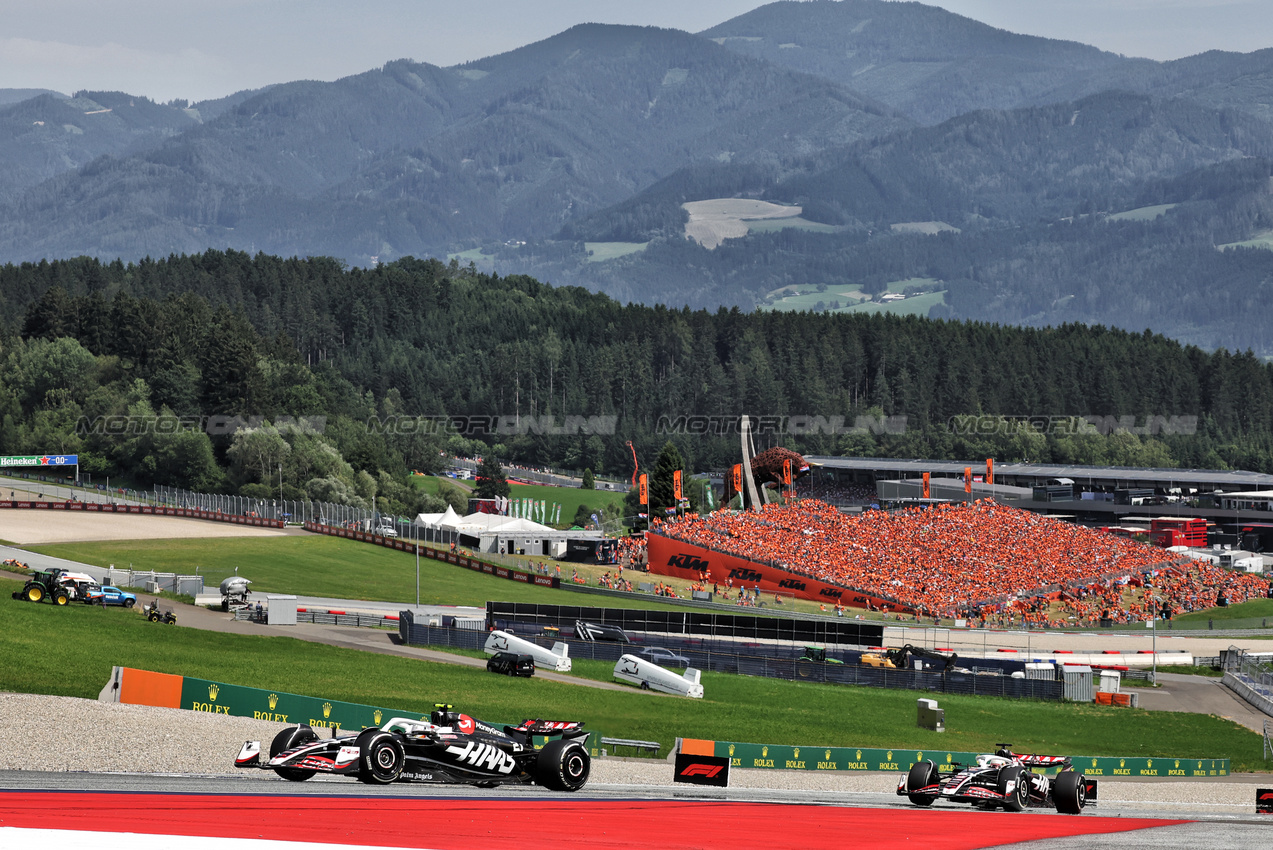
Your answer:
654;499;1271;623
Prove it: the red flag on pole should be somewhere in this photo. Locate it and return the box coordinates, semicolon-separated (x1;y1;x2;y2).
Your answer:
673;469;683;502
638;474;648;505
964;467;972;494
986;458;995;486
922;472;930;499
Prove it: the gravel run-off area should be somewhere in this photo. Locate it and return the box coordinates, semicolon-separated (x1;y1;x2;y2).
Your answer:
0;693;1264;812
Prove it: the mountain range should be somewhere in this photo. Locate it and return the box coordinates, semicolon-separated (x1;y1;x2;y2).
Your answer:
2;0;1273;352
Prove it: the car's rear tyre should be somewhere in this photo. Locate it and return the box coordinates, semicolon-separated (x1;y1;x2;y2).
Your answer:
906;760;939;806
1053;770;1087;814
535;739;590;792
356;729;404;785
998;766;1030;812
270;726;318;782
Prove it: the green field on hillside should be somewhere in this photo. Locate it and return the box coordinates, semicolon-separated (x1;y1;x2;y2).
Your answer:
762;278;944;315
1;580;1266;771
584;242;648;262
844;290;947;317
1107;203;1178;222
411;476;630;526
762;286;867;313
1219;230;1273;251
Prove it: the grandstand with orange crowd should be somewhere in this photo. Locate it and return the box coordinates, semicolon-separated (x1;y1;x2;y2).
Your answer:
647;499;1270;624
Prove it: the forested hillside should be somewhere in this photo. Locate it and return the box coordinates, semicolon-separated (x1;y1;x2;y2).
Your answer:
2;254;1271;509
535;97;1273;353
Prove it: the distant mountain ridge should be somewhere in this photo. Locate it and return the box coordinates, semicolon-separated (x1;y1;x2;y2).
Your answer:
700;0;1129;123
0;23;907;263
2;0;1273;353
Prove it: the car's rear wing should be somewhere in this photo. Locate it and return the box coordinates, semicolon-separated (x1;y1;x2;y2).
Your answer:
513;719;587;738
1012;753;1072;769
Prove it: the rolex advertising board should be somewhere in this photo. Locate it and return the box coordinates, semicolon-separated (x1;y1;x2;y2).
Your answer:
105;667;595;751
707;742;1227;777
181;676;407;731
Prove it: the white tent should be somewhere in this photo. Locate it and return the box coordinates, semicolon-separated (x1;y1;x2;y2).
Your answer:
416;504;462;530
485;517;554;534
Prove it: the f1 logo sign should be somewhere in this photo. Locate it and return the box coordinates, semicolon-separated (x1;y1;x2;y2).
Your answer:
674;752;729;787
1258;788;1273;814
681;764;722;778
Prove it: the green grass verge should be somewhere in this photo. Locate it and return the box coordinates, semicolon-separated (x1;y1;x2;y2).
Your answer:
412;475;630;525
1153;665;1223;678
502;481;631;525
26;535;668;610
1;578;1266;771
1172;598;1273;625
411;474;472;497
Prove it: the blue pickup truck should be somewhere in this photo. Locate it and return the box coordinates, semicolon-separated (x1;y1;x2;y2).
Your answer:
85;585;137;607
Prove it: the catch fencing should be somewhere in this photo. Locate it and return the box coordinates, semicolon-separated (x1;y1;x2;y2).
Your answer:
1220;645;1273;717
398;611;1062;701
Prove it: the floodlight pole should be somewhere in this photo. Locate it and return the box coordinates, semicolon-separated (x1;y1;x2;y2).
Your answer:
1152;606;1157;685
415;542;420;607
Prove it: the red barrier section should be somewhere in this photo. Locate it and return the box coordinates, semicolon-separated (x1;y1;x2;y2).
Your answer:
646;532;911;611
0;792;1186;850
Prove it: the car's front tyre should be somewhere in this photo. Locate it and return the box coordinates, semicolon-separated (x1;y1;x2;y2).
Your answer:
905;760;939;806
998;766;1030;812
270;726;318;782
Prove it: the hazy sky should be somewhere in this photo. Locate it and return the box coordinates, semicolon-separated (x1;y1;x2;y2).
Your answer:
3;1;1270;104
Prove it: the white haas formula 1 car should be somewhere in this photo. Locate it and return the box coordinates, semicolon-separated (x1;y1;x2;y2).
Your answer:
898;744;1088;814
236;704;590;791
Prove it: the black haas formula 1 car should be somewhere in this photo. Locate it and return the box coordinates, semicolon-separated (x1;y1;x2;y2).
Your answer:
236;704;590;791
898;744;1088;814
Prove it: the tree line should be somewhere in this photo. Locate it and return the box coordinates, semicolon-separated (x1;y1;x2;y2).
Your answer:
1;251;1272;515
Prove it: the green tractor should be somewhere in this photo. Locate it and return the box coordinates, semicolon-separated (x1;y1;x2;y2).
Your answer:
12;568;73;606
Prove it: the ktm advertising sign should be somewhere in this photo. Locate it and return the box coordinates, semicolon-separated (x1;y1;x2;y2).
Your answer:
647;533;914;611
674;752;730;787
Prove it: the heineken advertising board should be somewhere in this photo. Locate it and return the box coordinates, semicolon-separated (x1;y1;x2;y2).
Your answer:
710;742;1228;777
0;454;77;468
